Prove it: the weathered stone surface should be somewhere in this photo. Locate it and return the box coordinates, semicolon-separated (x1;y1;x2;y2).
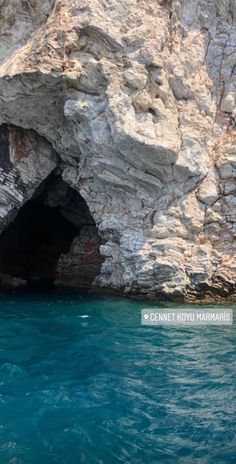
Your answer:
0;125;58;229
0;0;235;301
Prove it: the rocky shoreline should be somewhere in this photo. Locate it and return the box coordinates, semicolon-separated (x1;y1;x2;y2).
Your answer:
0;0;235;302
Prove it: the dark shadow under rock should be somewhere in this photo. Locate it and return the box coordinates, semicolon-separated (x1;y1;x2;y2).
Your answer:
0;173;103;289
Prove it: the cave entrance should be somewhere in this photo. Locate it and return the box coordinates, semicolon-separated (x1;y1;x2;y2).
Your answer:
0;173;103;289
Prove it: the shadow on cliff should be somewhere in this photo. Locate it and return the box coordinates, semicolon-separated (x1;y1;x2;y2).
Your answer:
0;173;103;290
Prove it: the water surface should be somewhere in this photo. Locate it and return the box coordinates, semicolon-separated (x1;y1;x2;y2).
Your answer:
0;291;235;463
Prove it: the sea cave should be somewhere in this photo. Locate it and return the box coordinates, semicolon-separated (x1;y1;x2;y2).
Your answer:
0;173;103;289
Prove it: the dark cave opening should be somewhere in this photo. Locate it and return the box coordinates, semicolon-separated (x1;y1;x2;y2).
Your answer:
0;173;103;289
0;198;78;287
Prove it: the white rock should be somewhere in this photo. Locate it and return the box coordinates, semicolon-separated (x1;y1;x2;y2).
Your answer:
0;0;234;301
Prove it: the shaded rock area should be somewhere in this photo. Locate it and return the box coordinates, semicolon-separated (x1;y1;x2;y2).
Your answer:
0;171;103;289
0;0;235;300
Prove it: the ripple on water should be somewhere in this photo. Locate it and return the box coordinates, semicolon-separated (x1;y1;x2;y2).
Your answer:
0;293;235;464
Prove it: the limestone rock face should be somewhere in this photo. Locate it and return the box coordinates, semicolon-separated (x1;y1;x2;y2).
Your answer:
0;124;58;229
0;0;235;301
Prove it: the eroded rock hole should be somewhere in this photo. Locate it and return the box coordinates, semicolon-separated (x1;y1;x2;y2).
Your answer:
0;173;103;289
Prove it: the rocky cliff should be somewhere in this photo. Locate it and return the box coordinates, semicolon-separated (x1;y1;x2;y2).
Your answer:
0;0;235;301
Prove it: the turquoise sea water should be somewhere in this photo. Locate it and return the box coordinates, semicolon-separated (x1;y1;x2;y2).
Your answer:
0;291;235;464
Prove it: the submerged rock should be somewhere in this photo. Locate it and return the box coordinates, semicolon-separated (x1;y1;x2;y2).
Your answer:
0;0;235;301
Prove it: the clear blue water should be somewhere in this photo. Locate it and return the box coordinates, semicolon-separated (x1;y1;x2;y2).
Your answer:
0;291;235;464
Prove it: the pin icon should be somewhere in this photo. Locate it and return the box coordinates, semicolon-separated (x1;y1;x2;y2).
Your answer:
144;314;149;320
